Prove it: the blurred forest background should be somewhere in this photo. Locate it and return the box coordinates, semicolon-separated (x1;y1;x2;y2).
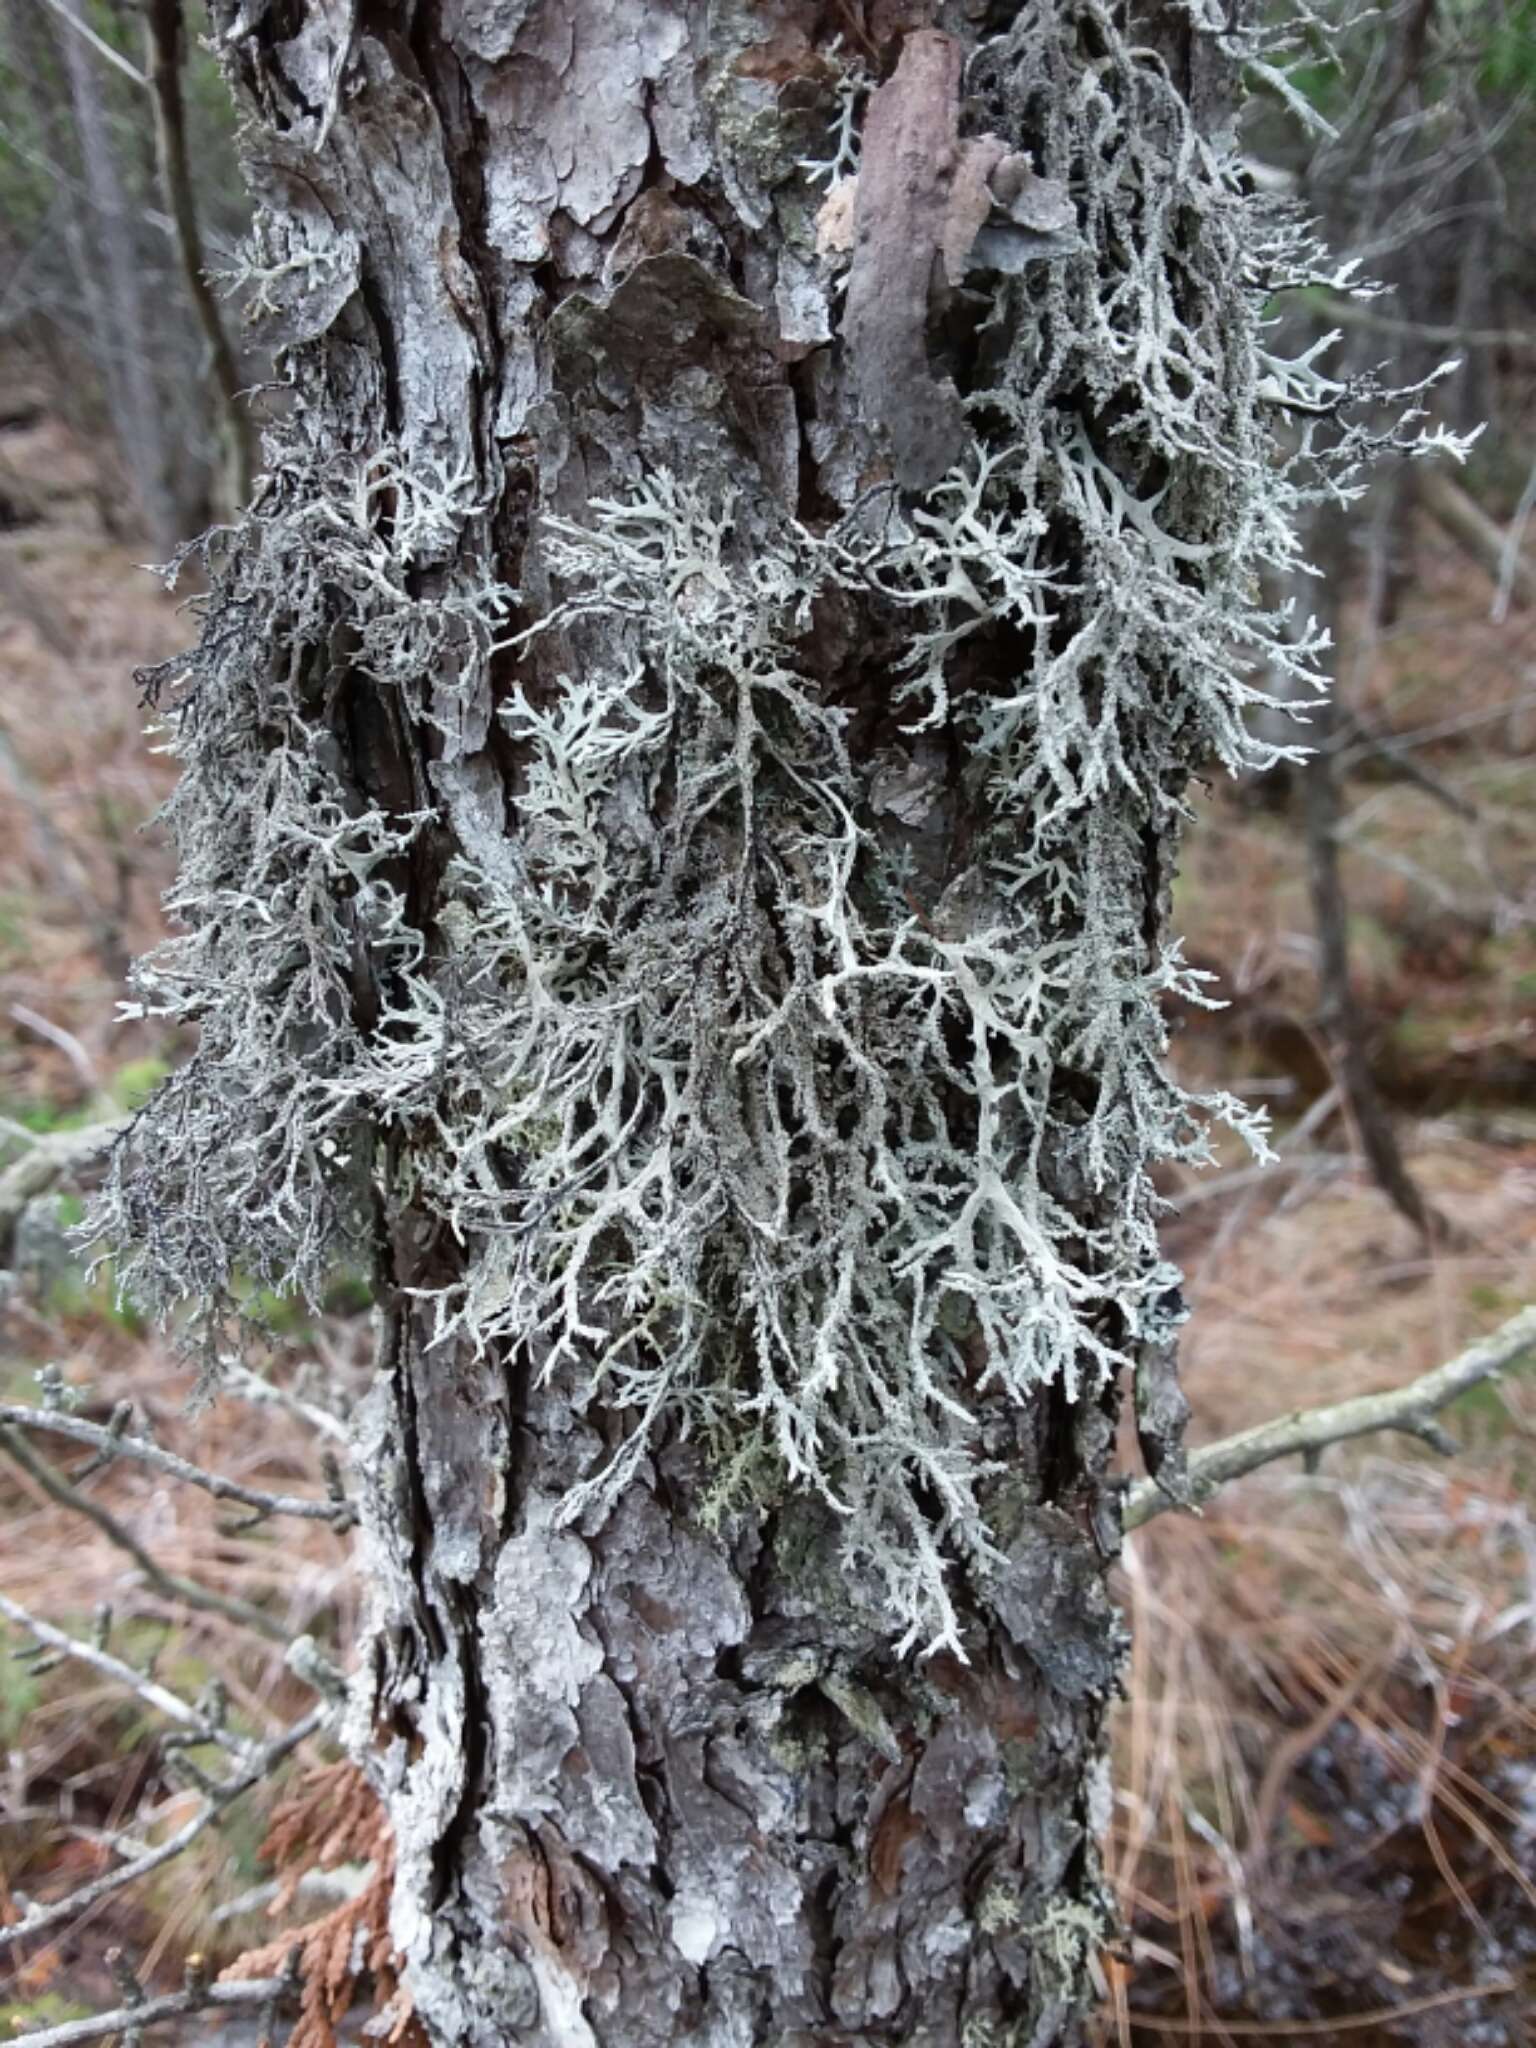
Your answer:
0;0;1535;2042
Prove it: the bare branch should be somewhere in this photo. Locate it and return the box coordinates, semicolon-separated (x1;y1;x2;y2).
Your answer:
1166;1152;1350;1215
1334;690;1536;762
219;1360;351;1446
1168;1086;1344;1214
0;728;128;978
1316;297;1536;356
0;1591;249;1753
1334;708;1478;821
1124;1306;1536;1532
1418;466;1536;609
34;0;149;87
142;0;254;511
0;1400;354;1525
8;1005;102;1101
1300;546;1448;1245
6;1966;295;2047
0;1425;291;1642
1492;449;1536;625
0;1707;325;1953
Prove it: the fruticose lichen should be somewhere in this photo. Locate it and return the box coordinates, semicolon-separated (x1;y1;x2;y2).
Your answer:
96;0;1472;1657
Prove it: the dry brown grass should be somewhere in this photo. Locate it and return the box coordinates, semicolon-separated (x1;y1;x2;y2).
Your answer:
1103;1459;1536;2043
1100;1130;1536;2044
0;391;183;1119
0;1326;365;2014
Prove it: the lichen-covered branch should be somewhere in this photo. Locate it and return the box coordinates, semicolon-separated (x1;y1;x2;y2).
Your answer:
0;1119;121;1258
1123;1305;1536;1530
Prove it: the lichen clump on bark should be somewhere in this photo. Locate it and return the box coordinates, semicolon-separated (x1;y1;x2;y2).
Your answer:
97;0;1467;1658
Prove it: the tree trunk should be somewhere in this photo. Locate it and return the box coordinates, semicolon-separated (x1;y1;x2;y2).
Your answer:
106;2;1325;2040
52;0;181;557
1300;506;1444;1245
143;0;256;517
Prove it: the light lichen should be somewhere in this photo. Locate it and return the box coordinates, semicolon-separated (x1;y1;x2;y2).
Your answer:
94;0;1472;1664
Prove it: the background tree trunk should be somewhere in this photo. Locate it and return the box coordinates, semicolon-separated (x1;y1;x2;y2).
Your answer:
143;0;255;517
1300;503;1445;1243
107;2;1328;2041
52;0;181;557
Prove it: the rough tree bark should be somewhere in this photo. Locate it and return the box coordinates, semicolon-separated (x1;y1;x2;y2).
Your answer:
97;2;1453;2043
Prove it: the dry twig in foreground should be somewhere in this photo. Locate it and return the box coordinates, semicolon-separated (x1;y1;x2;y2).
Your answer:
6;1951;300;2046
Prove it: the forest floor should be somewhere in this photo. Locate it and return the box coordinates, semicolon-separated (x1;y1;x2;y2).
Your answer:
2;373;1535;2044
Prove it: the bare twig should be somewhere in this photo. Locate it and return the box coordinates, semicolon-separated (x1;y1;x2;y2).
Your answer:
0;1707;325;1952
0;555;72;658
1335;689;1536;762
1124;1975;1518;2035
8;1004;102;1102
1491;449;1536;625
4;1973;294;2048
1299;504;1447;1245
0;1591;249;1753
5;1949;301;2048
142;0;254;511
34;0;149;87
1418;467;1536;609
0;1400;354;1525
1125;1306;1536;1531
1168;1087;1345;1215
0;726;134;982
1167;1152;1351;1214
1319;294;1536;356
221;1359;351;1445
0;1426;291;1642
1335;707;1478;820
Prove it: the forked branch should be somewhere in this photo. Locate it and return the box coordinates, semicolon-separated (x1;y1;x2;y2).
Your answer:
0;1591;253;1755
0;1426;292;1642
0;1704;325;1952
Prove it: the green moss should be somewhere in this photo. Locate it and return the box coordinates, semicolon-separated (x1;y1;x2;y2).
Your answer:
111;1056;173;1111
0;1653;40;1747
0;1995;93;2033
0;1096;96;1139
1468;1283;1514;1315
35;1249;145;1337
0;893;27;963
324;1265;375;1316
1444;1376;1513;1436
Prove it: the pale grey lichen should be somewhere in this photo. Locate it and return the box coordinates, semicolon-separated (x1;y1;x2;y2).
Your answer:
796;41;869;189
95;0;1474;1658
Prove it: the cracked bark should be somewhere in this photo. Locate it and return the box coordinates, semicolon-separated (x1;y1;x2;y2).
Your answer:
200;4;1237;2042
